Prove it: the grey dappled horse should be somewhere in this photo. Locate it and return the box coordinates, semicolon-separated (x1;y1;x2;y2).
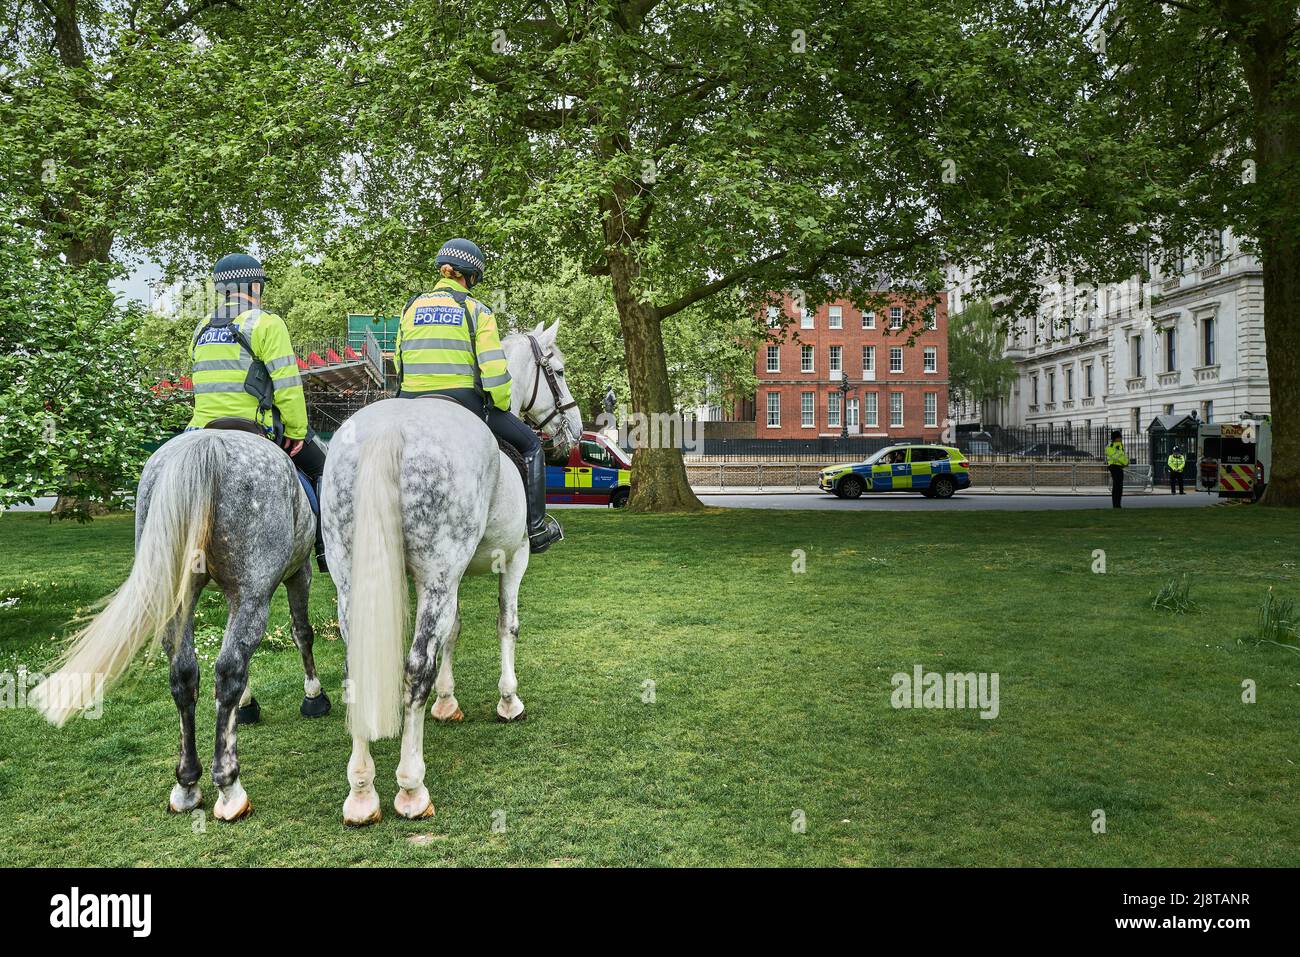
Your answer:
31;429;327;821
323;322;582;825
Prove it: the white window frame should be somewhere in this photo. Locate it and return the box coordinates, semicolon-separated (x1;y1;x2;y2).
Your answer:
862;310;875;329
766;345;780;373
800;391;815;429
766;306;780;329
827;391;842;428
889;306;903;330
923;347;937;373
847;396;860;429
766;392;780;428
828;305;842;329
800;344;814;373
889;391;904;427
889;347;903;373
862;345;875;375
924;392;937;427
800;308;814;330
829;344;842;374
863;392;878;427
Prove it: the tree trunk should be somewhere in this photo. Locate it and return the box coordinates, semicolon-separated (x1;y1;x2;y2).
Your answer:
1257;230;1300;506
1240;15;1300;506
606;245;704;512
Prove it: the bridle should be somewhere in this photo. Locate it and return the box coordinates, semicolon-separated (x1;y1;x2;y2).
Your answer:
520;334;579;443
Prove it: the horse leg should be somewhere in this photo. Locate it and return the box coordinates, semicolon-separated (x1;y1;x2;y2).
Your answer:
395;585;456;819
496;543;529;721
211;591;270;822
165;580;206;813
286;562;331;718
429;611;462;722
343;735;381;825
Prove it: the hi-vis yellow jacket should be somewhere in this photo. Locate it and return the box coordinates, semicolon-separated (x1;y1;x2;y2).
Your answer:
1105;442;1129;467
1168;453;1186;472
396;278;511;411
185;308;308;440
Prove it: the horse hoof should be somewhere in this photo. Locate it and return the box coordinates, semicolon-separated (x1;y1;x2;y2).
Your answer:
495;708;527;723
213;793;253;822
394;787;435;820
496;698;526;722
300;691;331;718
430;699;463;722
343;791;383;828
236;697;261;725
167;783;202;814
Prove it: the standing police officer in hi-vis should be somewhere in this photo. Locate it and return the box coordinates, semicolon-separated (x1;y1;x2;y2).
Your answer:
187;253;330;571
395;238;563;554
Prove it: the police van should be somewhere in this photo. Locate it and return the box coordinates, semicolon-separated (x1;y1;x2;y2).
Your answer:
546;431;633;508
1197;417;1272;499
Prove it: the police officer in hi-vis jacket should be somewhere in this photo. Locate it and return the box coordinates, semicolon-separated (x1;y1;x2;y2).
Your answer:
1105;430;1129;508
1167;446;1187;494
187;253;329;571
395;238;563;554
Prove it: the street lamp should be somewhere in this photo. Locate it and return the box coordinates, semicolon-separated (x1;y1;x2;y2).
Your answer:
837;369;855;441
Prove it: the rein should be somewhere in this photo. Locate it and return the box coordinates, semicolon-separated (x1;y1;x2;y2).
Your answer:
520;334;578;440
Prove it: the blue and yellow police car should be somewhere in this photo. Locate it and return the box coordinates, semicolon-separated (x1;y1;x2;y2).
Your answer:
818;444;972;499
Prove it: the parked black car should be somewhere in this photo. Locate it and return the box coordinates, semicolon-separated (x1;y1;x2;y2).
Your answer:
1010;443;1094;460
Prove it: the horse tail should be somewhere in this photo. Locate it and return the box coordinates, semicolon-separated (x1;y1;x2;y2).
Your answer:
31;434;223;727
346;422;409;741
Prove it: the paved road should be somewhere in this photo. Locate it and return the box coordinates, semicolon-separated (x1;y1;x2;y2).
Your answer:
698;491;1220;511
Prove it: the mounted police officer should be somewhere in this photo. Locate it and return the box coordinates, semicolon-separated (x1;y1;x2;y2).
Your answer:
395;238;563;554
187;253;330;571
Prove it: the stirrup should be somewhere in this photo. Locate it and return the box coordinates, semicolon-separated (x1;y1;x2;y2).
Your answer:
528;515;564;554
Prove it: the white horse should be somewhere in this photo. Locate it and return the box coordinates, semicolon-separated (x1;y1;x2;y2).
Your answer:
322;321;582;825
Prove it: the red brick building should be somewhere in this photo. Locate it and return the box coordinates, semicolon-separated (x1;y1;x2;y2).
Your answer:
752;292;949;439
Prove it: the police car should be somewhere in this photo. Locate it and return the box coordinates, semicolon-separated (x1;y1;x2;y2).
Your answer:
546;431;633;508
818;444;972;499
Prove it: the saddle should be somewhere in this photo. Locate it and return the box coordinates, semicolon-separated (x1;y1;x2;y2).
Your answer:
204;416;268;438
497;438;527;489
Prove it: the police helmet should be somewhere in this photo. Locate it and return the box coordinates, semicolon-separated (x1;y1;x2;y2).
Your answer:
212;254;266;300
435;238;486;285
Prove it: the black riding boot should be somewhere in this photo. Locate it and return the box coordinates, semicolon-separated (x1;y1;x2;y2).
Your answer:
314;519;328;574
524;447;563;554
291;435;330;574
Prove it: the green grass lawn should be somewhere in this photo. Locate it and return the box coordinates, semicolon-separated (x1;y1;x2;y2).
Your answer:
0;504;1297;867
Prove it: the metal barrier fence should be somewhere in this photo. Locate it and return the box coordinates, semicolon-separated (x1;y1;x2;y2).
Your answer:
689;426;1152;464
685;461;1154;491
